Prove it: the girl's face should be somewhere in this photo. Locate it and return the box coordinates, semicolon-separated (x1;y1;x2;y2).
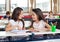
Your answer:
31;11;38;21
18;11;23;19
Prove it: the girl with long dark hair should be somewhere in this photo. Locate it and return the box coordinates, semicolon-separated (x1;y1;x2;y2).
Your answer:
6;7;24;31
31;8;51;32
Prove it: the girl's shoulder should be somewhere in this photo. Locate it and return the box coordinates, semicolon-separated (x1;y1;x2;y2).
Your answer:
9;19;14;21
40;20;45;22
9;19;15;23
40;20;46;24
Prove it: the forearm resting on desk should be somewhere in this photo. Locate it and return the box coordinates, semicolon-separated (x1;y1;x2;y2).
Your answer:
29;28;51;32
6;25;17;31
6;27;13;32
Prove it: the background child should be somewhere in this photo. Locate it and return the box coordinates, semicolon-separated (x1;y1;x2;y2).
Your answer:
2;11;11;20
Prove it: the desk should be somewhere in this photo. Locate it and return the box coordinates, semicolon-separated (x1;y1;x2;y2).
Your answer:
28;39;60;42
0;31;31;42
46;18;60;29
46;18;60;19
32;29;60;35
28;29;60;41
0;29;60;42
0;29;60;36
46;18;60;22
0;31;31;37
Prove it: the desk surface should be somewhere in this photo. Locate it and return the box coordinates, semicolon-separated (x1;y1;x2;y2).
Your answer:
0;31;31;37
0;29;60;36
32;29;60;35
28;39;60;42
46;18;60;19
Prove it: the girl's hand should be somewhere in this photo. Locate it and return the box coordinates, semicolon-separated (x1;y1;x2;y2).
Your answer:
33;29;39;32
29;29;40;32
28;28;34;32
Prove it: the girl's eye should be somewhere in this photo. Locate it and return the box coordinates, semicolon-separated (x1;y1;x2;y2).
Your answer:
32;14;35;16
30;15;32;16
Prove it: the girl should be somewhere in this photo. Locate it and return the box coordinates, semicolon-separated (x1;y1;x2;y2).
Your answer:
6;7;24;31
31;8;51;32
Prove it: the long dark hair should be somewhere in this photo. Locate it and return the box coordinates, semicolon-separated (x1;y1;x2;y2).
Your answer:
32;8;46;22
12;7;24;28
12;7;23;21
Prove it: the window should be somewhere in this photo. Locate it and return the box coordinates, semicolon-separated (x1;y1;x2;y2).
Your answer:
36;0;51;12
0;0;6;13
11;0;29;12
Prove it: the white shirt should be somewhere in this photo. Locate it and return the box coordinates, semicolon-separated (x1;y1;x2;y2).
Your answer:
33;20;46;29
9;19;23;31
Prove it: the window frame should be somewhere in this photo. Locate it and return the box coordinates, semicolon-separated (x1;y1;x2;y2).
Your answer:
35;0;53;12
0;0;6;14
10;0;29;13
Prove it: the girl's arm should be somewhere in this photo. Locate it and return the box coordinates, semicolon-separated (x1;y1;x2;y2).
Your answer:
5;23;12;31
6;22;17;32
45;22;51;31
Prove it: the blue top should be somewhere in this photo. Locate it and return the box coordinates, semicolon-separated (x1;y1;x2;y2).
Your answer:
3;15;11;20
